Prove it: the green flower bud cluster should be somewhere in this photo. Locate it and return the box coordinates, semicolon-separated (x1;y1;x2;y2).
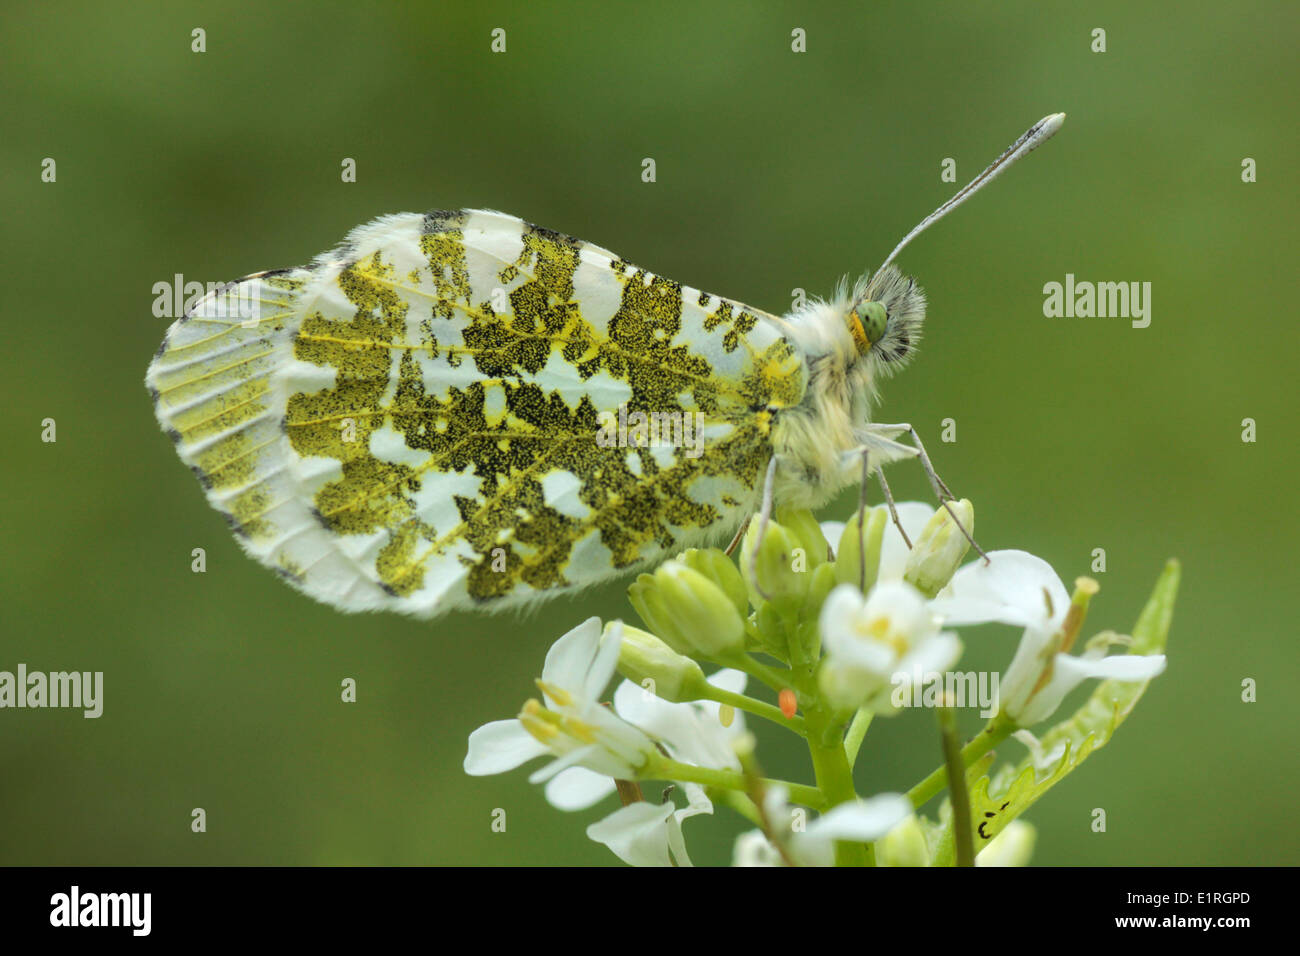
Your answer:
473;477;1180;869
628;555;746;658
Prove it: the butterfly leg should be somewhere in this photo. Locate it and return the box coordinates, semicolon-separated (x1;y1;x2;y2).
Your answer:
724;517;750;556
747;455;779;602
848;446;911;555
839;430;916;552
873;461;911;550
845;449;906;588
868;422;987;563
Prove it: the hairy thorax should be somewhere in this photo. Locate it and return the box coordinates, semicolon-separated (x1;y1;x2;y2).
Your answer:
769;302;872;510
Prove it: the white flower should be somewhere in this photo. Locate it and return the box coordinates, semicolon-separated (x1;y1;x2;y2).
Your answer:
580;670;749;864
614;668;748;771
817;581;962;712
733;785;913;867
541;765;622;812
543;668;750;814
931;551;1167;725
463;618;656;788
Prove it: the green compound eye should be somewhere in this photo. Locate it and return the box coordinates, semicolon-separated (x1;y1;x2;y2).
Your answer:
859;301;888;345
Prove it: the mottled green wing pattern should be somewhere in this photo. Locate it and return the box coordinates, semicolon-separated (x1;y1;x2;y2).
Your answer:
148;209;806;617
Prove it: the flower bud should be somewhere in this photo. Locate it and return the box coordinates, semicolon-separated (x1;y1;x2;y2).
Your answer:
775;507;830;568
647;561;746;656
612;623;710;703
976;819;1037;867
876;813;932;867
678;547;749;617
627;573;693;655
753;601;787;659
802;562;839;619
834;506;887;593
903;499;974;598
740;518;810;609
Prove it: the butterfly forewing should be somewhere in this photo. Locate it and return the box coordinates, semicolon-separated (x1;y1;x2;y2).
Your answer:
148;209;805;616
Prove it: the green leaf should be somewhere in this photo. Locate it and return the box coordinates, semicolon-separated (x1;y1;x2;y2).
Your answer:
963;560;1180;850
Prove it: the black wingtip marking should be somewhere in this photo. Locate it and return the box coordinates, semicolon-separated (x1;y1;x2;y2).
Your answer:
526;220;582;250
421;209;467;234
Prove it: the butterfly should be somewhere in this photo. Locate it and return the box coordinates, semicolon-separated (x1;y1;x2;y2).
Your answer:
146;114;1064;618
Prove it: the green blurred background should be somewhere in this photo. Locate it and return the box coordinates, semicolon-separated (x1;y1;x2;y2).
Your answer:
2;1;1295;865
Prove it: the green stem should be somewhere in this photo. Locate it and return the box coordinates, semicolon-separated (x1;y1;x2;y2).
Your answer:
712;652;791;695
708;787;762;826
704;685;806;735
649;756;826;809
907;717;1014;808
938;704;975;866
807;712;870;866
844;707;874;767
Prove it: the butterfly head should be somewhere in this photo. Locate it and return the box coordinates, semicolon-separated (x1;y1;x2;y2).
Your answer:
846;265;925;374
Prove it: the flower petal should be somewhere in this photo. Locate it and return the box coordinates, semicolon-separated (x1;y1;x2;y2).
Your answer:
586;801;676;867
1057;651;1168;683
544;766;616;811
1016;652;1167;725
675;782;715;823
663;815;694;868
464;719;548;776
540;617;603;695
804;792;912;842
612;676;662;726
1013;650;1170;723
584;619;625;703
733;830;783;867
527;743;631;784
932;550;1069;629
896;631;964;681
819;521;846;555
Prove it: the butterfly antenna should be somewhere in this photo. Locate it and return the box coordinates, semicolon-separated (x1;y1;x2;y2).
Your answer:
875;113;1066;277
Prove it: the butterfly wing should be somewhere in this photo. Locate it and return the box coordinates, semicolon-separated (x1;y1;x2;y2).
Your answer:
147;209;805;617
